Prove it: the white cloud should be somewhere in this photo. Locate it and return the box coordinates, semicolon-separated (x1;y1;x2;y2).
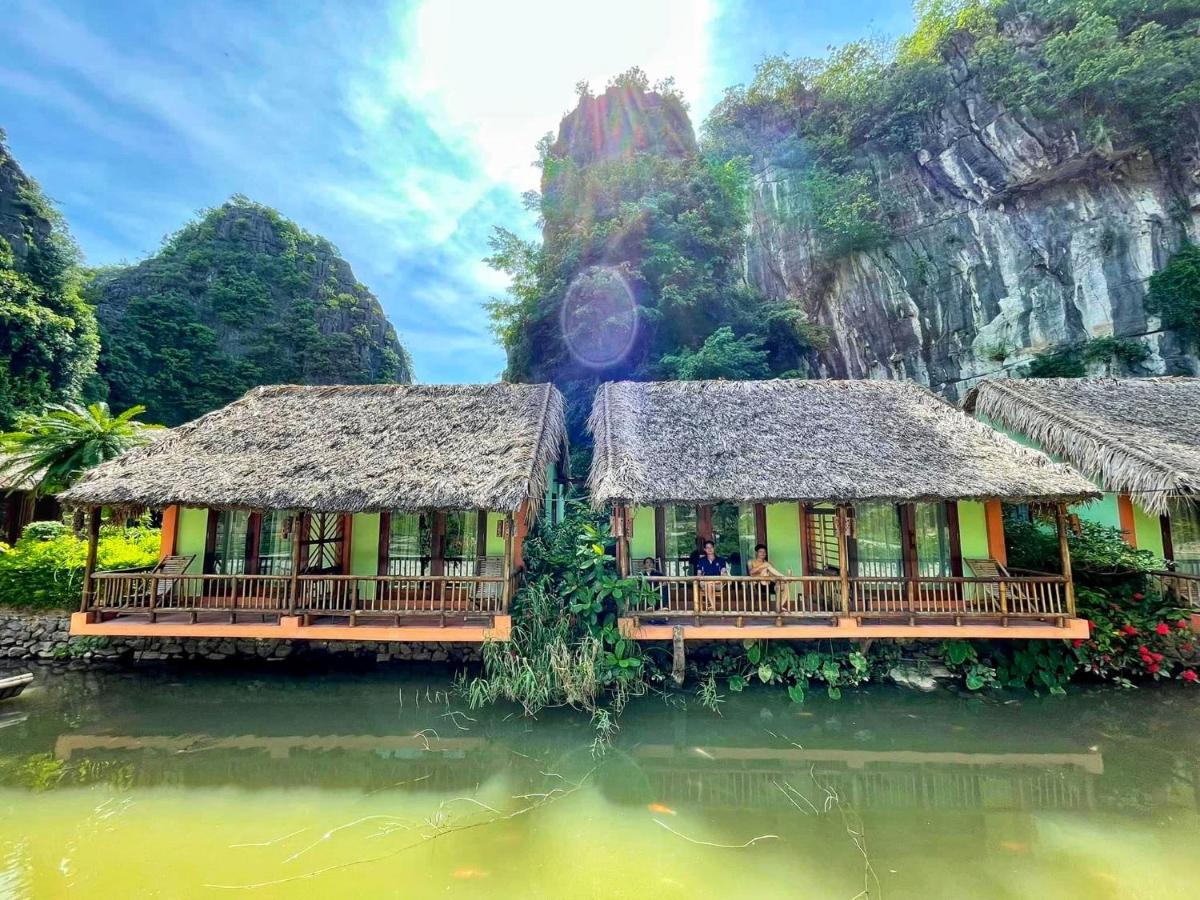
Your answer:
395;0;718;192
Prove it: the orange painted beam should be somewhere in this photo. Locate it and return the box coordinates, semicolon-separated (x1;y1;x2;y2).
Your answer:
159;505;179;559
1117;494;1137;547
620;616;1088;641
70;612;511;643
984;500;1007;567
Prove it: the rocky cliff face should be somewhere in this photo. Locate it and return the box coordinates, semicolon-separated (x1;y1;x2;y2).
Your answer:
92;198;412;425
743;43;1200;396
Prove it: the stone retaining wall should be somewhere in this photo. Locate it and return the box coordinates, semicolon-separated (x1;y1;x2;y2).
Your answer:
0;610;482;666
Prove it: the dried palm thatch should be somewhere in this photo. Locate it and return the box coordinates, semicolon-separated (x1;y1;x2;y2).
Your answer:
589;379;1096;507
59;383;567;514
964;377;1200;515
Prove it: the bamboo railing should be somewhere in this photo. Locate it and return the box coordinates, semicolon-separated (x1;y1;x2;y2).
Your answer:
87;569;512;626
1149;570;1200;610
628;573;1071;625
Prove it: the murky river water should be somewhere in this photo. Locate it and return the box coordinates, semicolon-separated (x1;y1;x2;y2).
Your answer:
1;663;1198;898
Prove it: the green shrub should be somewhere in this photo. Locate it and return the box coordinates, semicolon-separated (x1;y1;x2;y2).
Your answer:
1146;242;1200;346
0;524;159;609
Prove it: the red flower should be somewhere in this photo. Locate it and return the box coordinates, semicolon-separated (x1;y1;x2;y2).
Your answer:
1133;592;1145;601
1122;624;1138;636
1156;622;1171;636
1179;619;1191;630
1183;644;1196;654
1138;645;1150;656
1072;639;1085;648
1183;670;1198;683
1148;663;1160;674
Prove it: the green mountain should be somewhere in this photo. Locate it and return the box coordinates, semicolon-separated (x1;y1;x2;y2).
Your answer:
0;133;99;427
89;197;413;426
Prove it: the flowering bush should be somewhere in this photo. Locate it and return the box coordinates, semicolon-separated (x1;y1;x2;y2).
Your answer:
0;522;160;609
1071;586;1199;685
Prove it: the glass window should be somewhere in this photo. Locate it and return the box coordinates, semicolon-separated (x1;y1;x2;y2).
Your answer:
1170;502;1200;575
444;511;480;559
663;505;697;575
259;510;295;575
853;503;903;578
914;503;953;577
210;510;250;574
710;503;756;575
387;512;431;575
443;511;480;576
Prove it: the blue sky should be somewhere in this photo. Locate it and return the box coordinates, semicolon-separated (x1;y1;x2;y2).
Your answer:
1;0;913;383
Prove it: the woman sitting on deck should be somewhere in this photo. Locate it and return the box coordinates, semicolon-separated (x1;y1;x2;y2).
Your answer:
747;544;783;579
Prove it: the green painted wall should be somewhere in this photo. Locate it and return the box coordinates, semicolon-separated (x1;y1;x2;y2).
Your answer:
957;501;989;560
631;506;656;561
485;512;504;557
1133;504;1165;559
176;506;208;574
764;503;802;575
351;513;380;576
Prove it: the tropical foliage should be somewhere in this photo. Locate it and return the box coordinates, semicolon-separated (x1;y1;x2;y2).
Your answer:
1146;242;1200;347
0;135;99;428
0;402;159;495
0;523;159;610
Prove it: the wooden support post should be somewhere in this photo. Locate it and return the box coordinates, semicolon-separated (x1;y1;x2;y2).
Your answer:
288;515;302;617
611;504;631;578
80;507;100;613
159;505;179;560
1056;502;1076;617
671;624;686;686
501;513;514;612
1117;494;1137;547
984;499;1007;567
835;504;851;616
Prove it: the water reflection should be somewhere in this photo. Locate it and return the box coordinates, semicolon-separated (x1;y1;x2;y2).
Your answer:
1;666;1198;897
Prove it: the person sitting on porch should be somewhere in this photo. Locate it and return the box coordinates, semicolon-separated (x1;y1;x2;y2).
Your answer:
694;540;727;576
747;544;782;578
639;557;663;578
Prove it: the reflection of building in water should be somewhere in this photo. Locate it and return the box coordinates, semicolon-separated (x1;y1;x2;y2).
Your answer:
49;731;1102;814
631;746;1101;813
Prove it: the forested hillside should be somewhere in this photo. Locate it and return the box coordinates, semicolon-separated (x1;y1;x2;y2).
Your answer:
0;139;412;428
487;71;827;439
0;134;98;428
491;0;1200;440
91;198;412;425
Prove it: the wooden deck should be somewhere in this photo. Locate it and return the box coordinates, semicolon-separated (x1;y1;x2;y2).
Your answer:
623;573;1081;638
75;570;515;641
70;611;512;642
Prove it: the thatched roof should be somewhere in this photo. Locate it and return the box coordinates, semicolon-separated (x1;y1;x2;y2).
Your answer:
59;383;567;514
964;377;1200;515
588;379;1096;507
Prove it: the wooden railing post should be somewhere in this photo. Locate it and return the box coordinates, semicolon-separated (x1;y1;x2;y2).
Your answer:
692;579;700;627
288;516;302;617
1055;502;1076;617
835;504;851;616
80;507;101;613
148;571;160;623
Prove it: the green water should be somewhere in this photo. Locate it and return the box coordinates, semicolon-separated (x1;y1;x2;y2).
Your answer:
1;665;1198;898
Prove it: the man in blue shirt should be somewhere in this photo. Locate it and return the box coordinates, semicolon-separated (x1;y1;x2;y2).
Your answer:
694;539;727;576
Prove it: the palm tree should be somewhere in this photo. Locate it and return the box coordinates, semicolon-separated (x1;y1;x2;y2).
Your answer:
0;402;160;496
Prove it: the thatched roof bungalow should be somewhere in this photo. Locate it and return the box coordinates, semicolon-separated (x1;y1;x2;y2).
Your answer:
589;379;1094;641
63;383;568;643
61;383;567;514
964;377;1200;581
